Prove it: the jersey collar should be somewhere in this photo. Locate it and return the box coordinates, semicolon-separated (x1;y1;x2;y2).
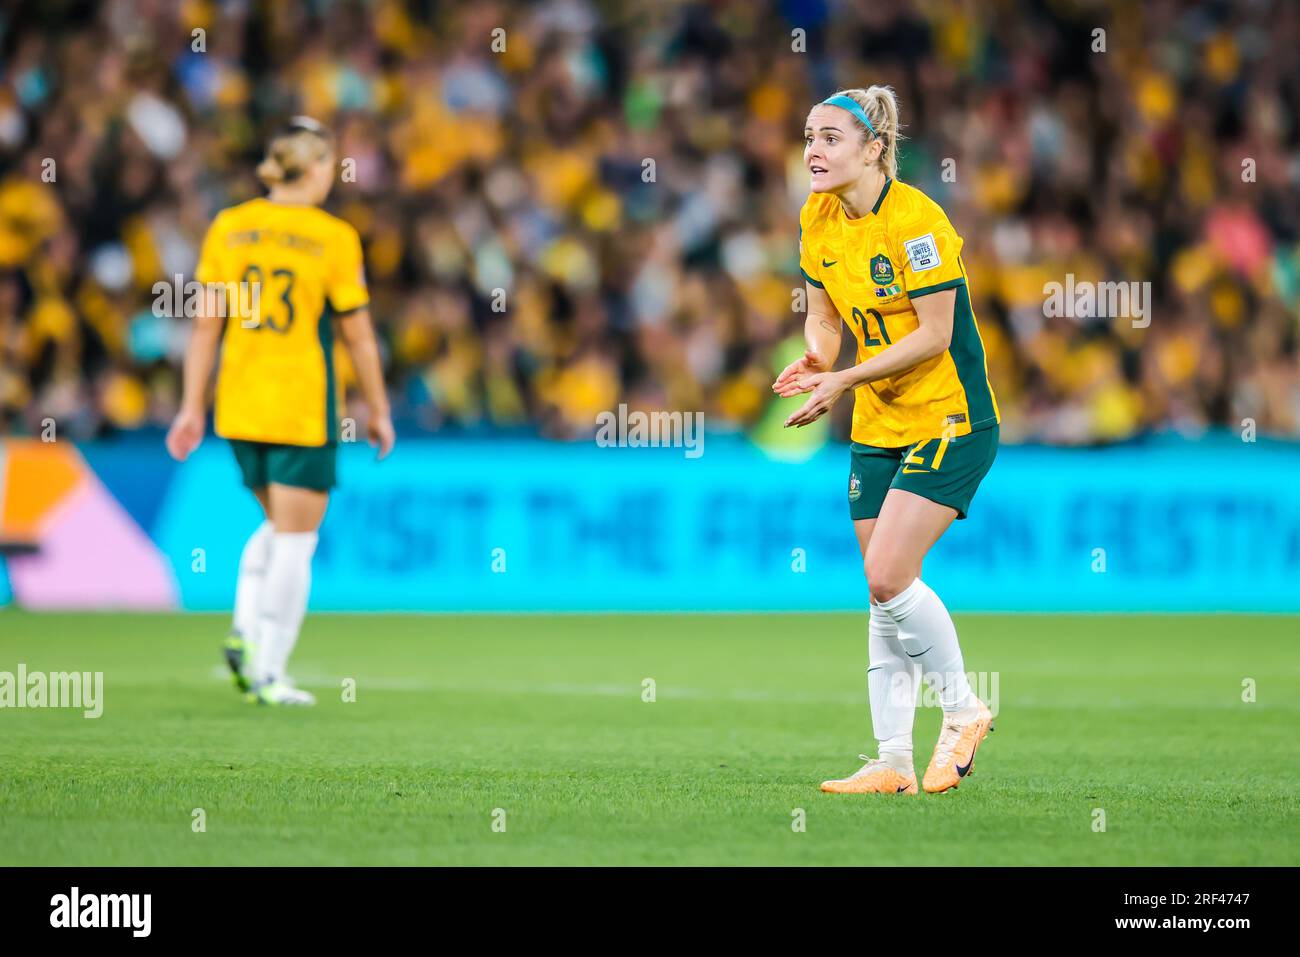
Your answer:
838;176;892;227
871;176;892;215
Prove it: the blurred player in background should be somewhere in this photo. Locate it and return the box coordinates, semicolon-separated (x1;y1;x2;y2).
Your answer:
165;118;395;706
775;87;997;795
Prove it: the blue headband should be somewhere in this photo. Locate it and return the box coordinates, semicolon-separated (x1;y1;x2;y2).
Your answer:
820;94;877;137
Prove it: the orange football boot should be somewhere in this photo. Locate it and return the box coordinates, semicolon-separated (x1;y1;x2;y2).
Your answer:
922;698;994;794
821;756;919;795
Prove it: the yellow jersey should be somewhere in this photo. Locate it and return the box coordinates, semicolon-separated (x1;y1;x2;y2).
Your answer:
799;178;999;448
194;198;369;447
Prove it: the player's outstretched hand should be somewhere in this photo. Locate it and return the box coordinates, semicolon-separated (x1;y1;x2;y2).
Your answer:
165;407;204;461
772;349;830;397
784;371;848;428
369;413;396;460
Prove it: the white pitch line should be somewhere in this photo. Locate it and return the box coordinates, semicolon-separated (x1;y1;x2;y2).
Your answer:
209;665;864;703
207;667;1294;710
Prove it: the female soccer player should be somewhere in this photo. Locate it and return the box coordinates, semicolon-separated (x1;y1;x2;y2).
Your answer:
774;87;998;794
166;117;394;706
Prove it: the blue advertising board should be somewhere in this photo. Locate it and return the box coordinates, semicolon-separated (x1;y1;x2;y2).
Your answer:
143;434;1300;613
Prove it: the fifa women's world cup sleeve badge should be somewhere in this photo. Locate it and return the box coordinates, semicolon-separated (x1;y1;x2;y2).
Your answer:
871;253;901;298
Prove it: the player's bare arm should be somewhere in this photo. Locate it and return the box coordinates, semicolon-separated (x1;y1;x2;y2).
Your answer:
772;280;842;394
337;306;396;459
165;286;226;462
781;288;956;427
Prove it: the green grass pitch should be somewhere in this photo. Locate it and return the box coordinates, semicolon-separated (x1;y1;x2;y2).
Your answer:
1;609;1296;866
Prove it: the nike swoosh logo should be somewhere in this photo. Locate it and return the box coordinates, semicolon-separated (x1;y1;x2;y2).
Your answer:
906;645;932;659
901;467;928;474
866;666;883;673
956;725;983;777
896;783;910;793
822;259;837;267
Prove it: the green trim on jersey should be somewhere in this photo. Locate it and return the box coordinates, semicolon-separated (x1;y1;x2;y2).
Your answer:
317;304;337;446
872;177;892;214
800;267;825;289
908;276;966;299
947;281;998;430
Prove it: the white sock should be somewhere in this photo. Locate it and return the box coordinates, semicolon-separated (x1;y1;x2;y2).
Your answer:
254;531;318;685
232;521;274;640
877;578;976;715
867;600;918;772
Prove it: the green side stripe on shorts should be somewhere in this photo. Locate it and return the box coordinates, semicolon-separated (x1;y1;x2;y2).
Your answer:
947;280;997;429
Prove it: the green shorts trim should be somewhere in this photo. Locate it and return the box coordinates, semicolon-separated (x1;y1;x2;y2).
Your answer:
230;439;336;492
848;423;998;521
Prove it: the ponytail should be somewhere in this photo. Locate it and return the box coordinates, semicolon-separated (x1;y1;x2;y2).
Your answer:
257;117;333;187
823;86;903;179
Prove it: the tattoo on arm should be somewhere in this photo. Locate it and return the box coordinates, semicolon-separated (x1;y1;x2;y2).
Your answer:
818;318;840;334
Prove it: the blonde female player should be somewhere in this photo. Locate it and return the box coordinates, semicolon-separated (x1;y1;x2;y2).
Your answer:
166;117;394;706
774;87;998;794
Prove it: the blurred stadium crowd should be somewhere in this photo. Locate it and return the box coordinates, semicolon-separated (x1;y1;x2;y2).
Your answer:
0;0;1297;445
